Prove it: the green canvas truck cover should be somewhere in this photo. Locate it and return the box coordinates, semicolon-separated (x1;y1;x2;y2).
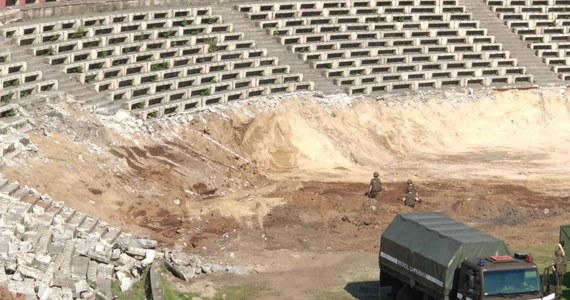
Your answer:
380;212;511;298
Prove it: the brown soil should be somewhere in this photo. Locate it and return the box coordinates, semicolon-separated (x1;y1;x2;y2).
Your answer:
0;287;25;300
4;89;570;298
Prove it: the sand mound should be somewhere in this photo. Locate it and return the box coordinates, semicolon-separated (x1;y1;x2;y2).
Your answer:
204;89;570;179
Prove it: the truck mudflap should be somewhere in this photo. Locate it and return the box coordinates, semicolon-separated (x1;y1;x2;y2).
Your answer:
456;293;555;300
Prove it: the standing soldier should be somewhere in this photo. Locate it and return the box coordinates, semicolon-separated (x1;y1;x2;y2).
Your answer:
550;242;566;299
402;179;421;208
366;171;382;200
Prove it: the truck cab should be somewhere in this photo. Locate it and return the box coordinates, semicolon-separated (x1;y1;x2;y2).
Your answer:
457;254;550;300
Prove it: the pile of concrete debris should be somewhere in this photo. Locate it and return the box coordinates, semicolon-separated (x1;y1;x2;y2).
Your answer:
164;250;248;282
0;175;247;299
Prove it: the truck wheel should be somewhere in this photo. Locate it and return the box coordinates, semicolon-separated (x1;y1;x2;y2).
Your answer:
395;287;413;300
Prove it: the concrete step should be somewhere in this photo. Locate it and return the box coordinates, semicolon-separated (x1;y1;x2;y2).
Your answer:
96;263;113;299
77;217;98;237
212;6;339;94
59;239;75;275
66;211;85;229
458;0;564;86
11;187;31;202
20;193;41;206
72;90;97;98
5;201;30;224
35;228;52;255
0;180;9;191
1;183;20;196
91;222;108;240
100;227;122;245
95;101;123;114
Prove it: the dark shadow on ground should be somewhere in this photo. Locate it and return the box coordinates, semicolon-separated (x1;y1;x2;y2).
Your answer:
344;281;379;300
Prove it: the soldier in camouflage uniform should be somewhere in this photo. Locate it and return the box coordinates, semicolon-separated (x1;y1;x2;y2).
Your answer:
367;171;382;199
551;243;566;300
402;179;419;208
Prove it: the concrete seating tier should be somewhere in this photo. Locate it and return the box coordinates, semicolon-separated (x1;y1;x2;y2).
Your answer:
2;7;312;119
136;81;313;119
235;0;533;95
1;7;215;40
297;41;505;62
0;0;65;9
484;0;570;81
0;55;57;112
11;21;234;50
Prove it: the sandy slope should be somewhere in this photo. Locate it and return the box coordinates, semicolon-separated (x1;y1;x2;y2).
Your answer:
230;88;570;182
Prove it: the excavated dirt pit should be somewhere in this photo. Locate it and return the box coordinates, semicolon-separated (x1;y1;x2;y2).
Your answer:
3;88;570;299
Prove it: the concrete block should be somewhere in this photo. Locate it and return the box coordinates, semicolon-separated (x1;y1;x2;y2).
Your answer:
8;279;36;300
116;270;134;292
53;273;80;289
74;279;89;294
59;239;76;275
87;260;98;284
48;287;64;300
62;287;73;300
72;255;90;279
34;253;52;266
18;263;45;280
0;262;7;284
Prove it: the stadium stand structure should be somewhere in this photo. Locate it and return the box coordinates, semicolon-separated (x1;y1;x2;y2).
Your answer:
0;0;64;9
0;50;57;116
483;0;570;82
235;0;536;95
0;0;569;298
0;7;314;119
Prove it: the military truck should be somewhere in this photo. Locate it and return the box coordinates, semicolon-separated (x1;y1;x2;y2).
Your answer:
379;212;555;300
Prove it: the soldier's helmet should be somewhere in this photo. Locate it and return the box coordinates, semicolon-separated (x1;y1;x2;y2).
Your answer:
407;179;413;184
373;171;379;177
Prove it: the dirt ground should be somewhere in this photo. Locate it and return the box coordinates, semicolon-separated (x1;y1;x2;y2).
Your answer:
3;88;570;299
0;287;25;300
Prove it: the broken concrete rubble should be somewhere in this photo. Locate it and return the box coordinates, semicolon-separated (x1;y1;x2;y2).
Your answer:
164;250;249;282
129;238;158;249
17;263;45;281
37;285;53;300
115;270;133;292
0;172;250;299
73;280;89;294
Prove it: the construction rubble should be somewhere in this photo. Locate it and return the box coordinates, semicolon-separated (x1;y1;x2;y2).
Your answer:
0;171;247;299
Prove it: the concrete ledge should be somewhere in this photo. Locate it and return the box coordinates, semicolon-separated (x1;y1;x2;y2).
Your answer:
150;260;164;300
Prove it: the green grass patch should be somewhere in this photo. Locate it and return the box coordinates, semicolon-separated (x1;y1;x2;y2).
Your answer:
162;279;199;300
147;111;158;119
160;262;202;299
519;245;554;270
213;285;255;300
518;245;569;299
3;109;16;117
1;93;14;104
